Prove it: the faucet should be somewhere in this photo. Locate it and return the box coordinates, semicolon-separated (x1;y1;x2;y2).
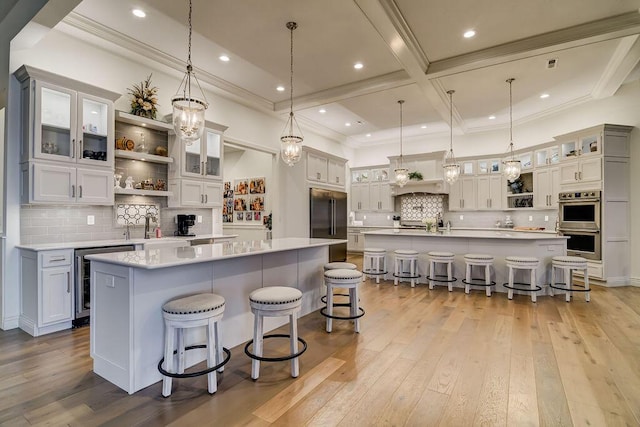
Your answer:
144;214;157;239
123;222;131;240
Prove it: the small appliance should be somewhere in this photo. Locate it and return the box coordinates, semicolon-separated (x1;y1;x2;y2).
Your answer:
176;214;196;236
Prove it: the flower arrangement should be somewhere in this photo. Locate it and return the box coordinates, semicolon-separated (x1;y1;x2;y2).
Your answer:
408;171;423;181
128;74;158;119
422;217;436;232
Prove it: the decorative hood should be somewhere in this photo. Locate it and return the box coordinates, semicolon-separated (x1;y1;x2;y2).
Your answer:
390;179;449;196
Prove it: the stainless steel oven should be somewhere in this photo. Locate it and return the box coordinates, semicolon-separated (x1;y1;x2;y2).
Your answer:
559;190;600;230
558;228;601;260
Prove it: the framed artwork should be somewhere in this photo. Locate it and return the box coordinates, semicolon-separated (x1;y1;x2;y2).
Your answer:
245;212;253;221
250;177;265;194
236;212;244;221
250;196;264;211
234;179;249;195
254;211;261;221
234;197;247;211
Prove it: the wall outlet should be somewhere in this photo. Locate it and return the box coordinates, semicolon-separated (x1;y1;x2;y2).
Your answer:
387;215;390;220
87;215;95;225
197;215;203;223
459;215;464;221
363;215;367;220
528;215;533;222
544;215;549;222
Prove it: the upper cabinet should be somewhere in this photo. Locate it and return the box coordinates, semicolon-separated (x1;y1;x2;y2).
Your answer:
304;147;347;188
535;145;560;167
477;158;501;174
560;134;600;160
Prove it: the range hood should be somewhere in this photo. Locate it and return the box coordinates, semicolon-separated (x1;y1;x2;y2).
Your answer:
390;179;449;196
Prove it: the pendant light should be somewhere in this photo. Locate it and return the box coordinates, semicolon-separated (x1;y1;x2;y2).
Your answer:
502;78;521;181
280;21;304;167
394;100;409;187
442;90;460;184
171;0;208;145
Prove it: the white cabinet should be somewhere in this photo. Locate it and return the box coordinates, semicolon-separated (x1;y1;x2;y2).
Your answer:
370;182;393;211
170;126;225;181
476;175;504;210
347;228;365;252
350;166;391;211
328;159;345;186
23;162;113;205
559;157;602;188
306;149;346;187
477;158;501;174
448;177;476;211
307;152;328;182
351;183;370;211
20;249;74;337
560;134;601;160
169;179;222;207
534;167;560;208
535;145;560;167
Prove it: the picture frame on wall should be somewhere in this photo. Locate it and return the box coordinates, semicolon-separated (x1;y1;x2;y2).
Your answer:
250;177;265;194
250;196;264;211
246;212;253;221
234;197;247;211
254;211;261;221
236;212;244;221
234;179;249;195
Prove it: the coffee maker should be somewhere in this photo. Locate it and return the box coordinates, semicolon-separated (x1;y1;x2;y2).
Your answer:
176;214;196;236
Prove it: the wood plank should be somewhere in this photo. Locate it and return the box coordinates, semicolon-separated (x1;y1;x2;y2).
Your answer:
532;340;573;425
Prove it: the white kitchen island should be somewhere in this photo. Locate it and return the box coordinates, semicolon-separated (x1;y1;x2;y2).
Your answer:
363;228;568;294
86;238;344;394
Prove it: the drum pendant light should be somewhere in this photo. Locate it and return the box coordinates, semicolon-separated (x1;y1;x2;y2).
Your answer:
442;90;460;184
280;21;304;166
172;0;208;145
394;100;409;187
502;78;521;181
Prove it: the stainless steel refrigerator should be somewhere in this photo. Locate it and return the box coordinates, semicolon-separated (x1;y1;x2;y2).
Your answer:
310;188;348;262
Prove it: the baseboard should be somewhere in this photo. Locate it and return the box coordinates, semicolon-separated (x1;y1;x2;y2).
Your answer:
630;277;640;287
18;316;35;335
1;315;20;331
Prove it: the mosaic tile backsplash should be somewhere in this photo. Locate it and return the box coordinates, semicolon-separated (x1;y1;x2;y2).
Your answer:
115;203;160;226
400;194;445;221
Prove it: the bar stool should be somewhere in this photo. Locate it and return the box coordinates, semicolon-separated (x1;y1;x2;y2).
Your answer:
462;254;496;296
549;256;590;302
244;286;307;380
324;262;357;271
427;251;457;291
322;269;365;333
363;248;387;284
503;256;541;302
393;249;420;287
158;293;231;397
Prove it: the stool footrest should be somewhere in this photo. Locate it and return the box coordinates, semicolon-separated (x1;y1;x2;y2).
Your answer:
427;274;457;283
393;273;420;279
320;306;365;320
321;293;361;304
158;345;231;379
244;334;307;362
503;282;542;293
549;282;589;292
363;269;387;275
462;278;496;287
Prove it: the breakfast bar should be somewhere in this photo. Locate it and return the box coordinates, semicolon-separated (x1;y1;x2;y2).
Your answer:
86;238;343;394
363;228;568;292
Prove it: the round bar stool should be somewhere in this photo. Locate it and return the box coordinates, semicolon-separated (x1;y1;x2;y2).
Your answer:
549;256;590;302
322;269;365;333
503;256;541;302
393;249;420;287
244;287;307;380
324;262;357;271
462;254;496;296
427;251;457;291
363;248;387;284
158;293;231;397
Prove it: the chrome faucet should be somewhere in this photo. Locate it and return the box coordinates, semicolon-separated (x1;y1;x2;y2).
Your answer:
124;222;131;240
144;214;157;239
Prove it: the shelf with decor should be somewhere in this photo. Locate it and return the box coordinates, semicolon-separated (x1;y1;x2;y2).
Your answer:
115;111;173;131
114;188;173;197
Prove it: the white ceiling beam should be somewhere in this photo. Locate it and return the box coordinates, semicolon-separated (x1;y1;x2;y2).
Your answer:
592;35;640;99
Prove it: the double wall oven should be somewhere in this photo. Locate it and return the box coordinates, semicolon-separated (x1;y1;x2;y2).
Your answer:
558;190;601;260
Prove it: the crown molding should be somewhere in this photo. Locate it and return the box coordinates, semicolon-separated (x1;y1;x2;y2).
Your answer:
592;35;640;98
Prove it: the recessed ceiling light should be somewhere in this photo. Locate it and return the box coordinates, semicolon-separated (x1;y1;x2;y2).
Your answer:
219;55;230;62
91;110;98;115
141;123;146;127
488;115;496;120
345;122;351;127
366;133;371;137
354;62;364;70
540;93;550;99
319;108;326;114
132;9;146;18
463;30;475;38
276;85;285;92
421;125;427;129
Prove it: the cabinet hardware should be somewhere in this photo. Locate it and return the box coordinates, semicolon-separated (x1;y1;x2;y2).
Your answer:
201;194;204;203
203;161;207;175
574;172;578;181
67;272;71;293
71;185;75;198
579;171;582;180
317;172;321;180
50;256;66;262
336;177;339;184
79;185;83;198
205;194;208;203
71;139;75;158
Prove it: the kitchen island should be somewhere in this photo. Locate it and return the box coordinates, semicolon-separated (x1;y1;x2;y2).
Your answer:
363;228;568;293
86;238;344;394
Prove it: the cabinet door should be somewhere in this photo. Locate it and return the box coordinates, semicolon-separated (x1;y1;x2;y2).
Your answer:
76;168;113;205
579;157;602;183
182;137;203;178
180;180;205;206
369;183;392;211
32;163;75;203
347;233;359;251
356;233;365;251
40;265;73;325
307;153;327;182
203;182;222;207
476;176;491;209
549;167;561;208
35;82;78;162
203;130;222;180
351;184;370;211
378;183;392;211
461;177;477;210
77;93;113;167
559;161;579;185
534;169;551;208
327;159;344;186
448;179;463;211
488;175;503;209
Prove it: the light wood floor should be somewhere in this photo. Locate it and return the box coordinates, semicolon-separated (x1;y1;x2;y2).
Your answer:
1;255;639;426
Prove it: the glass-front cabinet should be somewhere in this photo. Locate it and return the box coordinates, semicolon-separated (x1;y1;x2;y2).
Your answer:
351;169;370;184
560;134;601;160
181;129;222;180
535;145;560;167
371;167;389;182
477;159;501;174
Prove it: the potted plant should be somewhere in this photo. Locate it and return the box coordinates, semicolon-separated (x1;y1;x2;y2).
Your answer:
408;171;423;181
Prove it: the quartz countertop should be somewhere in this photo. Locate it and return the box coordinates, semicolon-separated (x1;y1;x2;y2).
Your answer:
86;237;346;269
16;234;238;251
362;228;567;240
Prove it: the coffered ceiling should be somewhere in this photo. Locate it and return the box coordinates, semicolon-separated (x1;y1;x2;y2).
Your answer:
54;0;640;148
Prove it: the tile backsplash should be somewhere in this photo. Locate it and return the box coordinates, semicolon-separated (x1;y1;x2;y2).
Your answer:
400;194;445;221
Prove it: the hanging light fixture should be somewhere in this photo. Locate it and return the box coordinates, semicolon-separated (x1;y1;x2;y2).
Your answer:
394;100;409;187
442;90;460;184
280;21;304;167
502;78;521;181
171;0;208;145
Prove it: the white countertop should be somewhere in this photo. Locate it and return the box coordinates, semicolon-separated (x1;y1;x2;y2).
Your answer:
16;234;238;251
86;237;346;269
363;228;567;240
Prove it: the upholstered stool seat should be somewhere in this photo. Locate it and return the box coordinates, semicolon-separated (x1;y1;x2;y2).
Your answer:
244;286;306;380
393;249;420;287
363;247;387;284
322;269;365;333
427;251;457;291
324;262;358;271
159;293;231;397
549;256;590;302
504;256;541;302
462;254;496;296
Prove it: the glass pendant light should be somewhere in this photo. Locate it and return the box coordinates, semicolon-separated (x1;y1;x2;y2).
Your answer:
502;78;521;181
442;89;460;184
172;0;208;145
394;100;409;187
280;21;304;166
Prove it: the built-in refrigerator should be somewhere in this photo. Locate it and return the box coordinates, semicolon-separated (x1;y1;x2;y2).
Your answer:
310;188;348;262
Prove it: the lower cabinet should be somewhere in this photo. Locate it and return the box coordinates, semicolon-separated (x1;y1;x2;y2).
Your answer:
169;179;222;207
347;229;365;252
20;249;74;337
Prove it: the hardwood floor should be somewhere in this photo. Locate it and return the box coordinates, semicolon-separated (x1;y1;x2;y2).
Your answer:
1;255;639;426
